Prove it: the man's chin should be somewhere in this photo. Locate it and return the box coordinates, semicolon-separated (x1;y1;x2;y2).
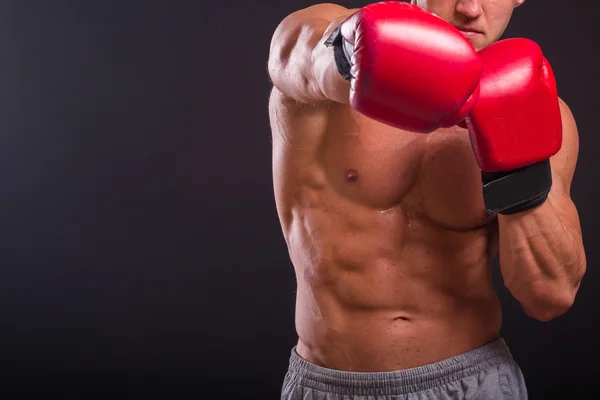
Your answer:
456;31;488;51
470;38;489;52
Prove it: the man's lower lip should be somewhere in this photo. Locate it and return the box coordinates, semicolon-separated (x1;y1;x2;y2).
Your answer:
459;31;481;38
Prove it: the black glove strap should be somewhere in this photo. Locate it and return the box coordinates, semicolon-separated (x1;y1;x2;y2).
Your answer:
482;159;552;215
324;24;353;81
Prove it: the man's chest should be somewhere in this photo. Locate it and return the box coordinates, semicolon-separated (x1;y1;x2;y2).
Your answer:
321;120;492;230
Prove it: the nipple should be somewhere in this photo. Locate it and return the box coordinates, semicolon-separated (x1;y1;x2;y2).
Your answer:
345;169;359;182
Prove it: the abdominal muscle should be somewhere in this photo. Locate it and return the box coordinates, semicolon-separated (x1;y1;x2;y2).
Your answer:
291;201;502;372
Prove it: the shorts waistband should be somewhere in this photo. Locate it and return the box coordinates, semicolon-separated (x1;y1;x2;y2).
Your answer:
287;338;514;396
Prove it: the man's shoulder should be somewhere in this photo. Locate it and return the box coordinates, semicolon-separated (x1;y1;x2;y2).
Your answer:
558;97;574;118
557;97;578;136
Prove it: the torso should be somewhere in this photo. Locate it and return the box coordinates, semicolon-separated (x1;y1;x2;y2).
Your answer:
269;88;502;372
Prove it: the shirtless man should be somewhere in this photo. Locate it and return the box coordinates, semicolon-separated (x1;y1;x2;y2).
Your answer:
268;1;587;399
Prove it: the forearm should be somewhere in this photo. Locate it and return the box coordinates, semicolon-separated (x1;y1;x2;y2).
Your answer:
498;196;586;321
311;16;352;103
268;8;351;103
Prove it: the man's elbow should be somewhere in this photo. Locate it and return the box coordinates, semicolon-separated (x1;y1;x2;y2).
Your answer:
524;301;572;322
520;284;578;322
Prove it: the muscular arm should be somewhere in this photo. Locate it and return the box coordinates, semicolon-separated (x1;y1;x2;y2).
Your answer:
268;4;355;103
497;98;586;321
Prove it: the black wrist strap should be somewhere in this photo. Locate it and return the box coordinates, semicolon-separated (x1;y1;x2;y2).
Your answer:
482;159;552;215
324;24;352;81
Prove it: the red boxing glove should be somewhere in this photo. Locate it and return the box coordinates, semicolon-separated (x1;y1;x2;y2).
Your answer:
464;38;563;214
325;2;481;133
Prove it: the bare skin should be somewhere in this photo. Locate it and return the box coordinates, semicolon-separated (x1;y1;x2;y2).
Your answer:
268;1;585;372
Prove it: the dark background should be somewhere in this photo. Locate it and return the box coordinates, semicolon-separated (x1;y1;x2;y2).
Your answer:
0;0;597;398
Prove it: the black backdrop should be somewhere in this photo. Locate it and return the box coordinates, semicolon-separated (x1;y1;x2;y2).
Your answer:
0;0;598;398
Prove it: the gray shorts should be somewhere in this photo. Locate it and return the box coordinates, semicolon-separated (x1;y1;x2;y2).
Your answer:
281;338;527;399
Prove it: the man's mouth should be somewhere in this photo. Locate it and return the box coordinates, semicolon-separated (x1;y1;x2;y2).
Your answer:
455;27;483;39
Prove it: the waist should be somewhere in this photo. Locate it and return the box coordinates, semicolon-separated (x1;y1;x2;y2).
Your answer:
288;338;515;396
295;296;502;371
